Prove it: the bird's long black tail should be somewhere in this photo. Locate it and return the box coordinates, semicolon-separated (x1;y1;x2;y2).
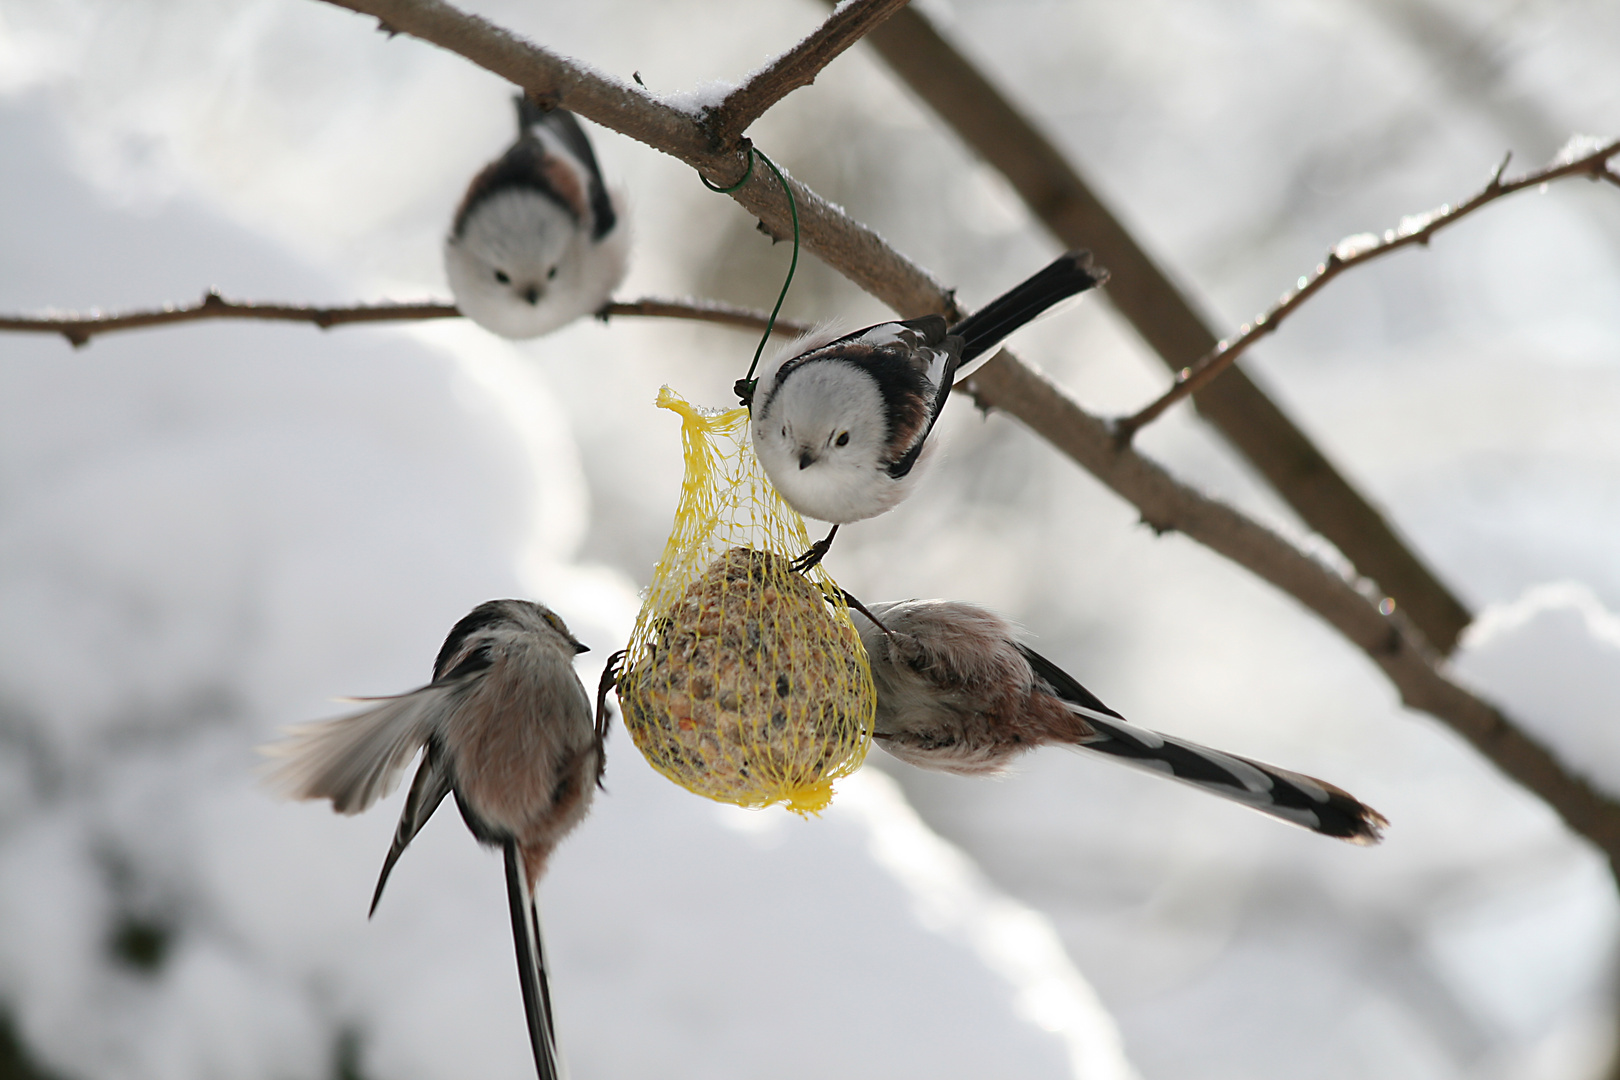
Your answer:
1072;711;1387;843
504;840;561;1080
1019;644;1385;844
951;251;1108;363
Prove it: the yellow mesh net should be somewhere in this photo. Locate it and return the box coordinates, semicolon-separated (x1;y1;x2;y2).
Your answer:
616;387;875;814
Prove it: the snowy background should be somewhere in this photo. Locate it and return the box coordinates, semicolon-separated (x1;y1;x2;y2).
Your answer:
1;1;1619;1078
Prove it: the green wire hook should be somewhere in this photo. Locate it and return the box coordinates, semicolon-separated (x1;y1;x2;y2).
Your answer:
700;144;799;409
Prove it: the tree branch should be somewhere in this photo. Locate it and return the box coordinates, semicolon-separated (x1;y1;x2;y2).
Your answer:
1115;138;1620;440
846;1;1474;654
598;297;808;337
0;293;808;347
961;354;1620;876
0;292;459;346
313;0;1620;876
703;0;913;149
320;0;713;163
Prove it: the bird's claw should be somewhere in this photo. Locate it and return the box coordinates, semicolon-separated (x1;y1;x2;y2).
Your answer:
593;650;626;788
789;539;831;574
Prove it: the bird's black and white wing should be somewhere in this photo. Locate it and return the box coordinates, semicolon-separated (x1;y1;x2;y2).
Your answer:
369;739;455;916
265;606;502;837
453;101;598;242
260;684;463;815
816;316;961;479
518;100;617;241
1020;644;1387;844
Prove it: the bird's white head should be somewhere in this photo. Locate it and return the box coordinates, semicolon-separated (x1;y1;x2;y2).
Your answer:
752;359;906;524
445;185;628;340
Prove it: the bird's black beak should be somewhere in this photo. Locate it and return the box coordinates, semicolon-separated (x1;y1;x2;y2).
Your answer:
523;285;541;305
573;641;590;654
798;450;815;470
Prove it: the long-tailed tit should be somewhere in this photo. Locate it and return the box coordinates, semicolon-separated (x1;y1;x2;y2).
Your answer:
263;600;610;1080
751;251;1106;566
445;96;630;340
850;599;1386;843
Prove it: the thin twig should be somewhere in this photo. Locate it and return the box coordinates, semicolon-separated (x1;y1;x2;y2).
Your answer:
959;354;1620;879
599;298;809;337
317;0;1620;877
0;293;808;347
0;292;459;346
1115;138;1620;441
846;1;1474;654
703;0;913;148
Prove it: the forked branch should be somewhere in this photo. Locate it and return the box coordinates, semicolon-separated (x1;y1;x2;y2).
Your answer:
703;0;913;148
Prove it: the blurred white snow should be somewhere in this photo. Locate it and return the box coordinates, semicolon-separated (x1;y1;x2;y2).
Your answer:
1;1;1619;1079
1455;583;1620;802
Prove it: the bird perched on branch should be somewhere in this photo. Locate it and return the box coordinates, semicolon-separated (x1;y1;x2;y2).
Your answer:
262;599;610;1080
850;598;1386;843
750;251;1106;568
445;96;629;339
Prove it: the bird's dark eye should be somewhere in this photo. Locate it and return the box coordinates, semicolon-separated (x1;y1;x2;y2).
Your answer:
494;270;511;285
781;426;788;437
547;266;559;280
835;431;850;447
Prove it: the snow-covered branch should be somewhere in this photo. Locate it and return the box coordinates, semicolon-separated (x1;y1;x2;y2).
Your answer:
701;0;913;149
1114;136;1620;441
309;0;1620;878
0;293;806;347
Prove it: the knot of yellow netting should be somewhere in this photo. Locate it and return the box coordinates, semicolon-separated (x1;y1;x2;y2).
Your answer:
615;387;875;814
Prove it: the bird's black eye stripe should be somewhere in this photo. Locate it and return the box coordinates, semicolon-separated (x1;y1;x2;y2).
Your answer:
494;269;511;284
836;431;850;447
547;266;558;280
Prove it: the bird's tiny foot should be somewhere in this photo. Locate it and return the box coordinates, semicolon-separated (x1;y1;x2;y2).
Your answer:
789;538;833;573
790;526;839;574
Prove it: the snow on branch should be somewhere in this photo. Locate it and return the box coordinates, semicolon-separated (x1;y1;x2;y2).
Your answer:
1113;136;1620;442
701;0;913;148
309;0;1620;877
0;293;807;348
